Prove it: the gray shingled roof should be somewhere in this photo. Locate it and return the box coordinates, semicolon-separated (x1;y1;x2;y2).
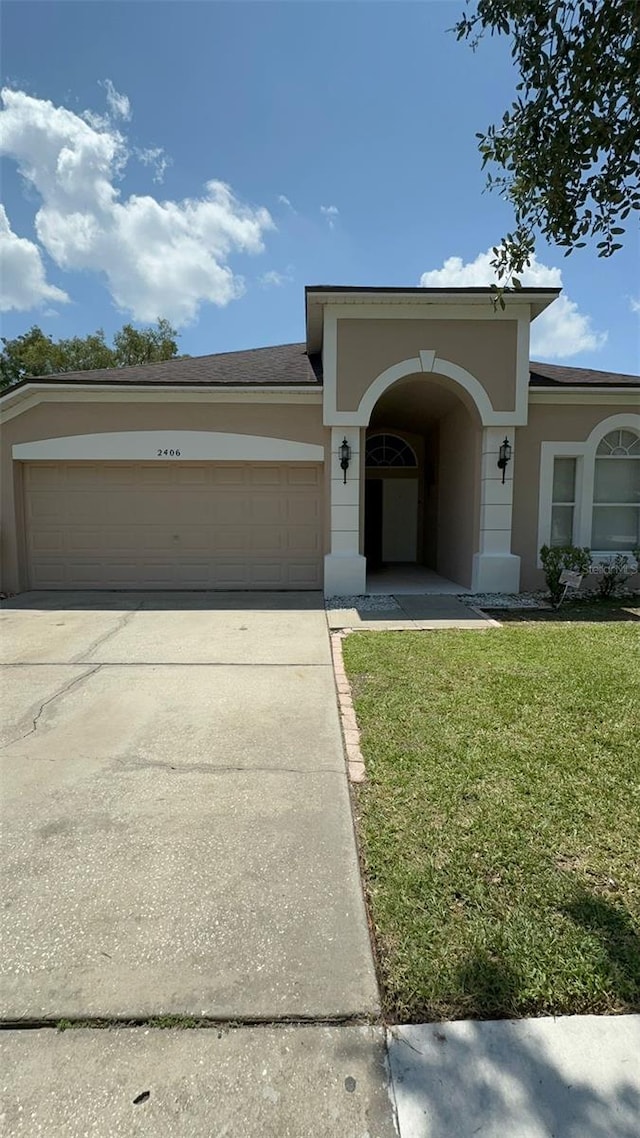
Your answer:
13;343;322;389
4;343;638;392
529;361;639;387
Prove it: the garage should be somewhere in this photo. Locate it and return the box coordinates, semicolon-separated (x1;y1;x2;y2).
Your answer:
22;461;323;590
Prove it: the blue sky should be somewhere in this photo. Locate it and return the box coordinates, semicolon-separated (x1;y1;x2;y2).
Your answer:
1;0;639;373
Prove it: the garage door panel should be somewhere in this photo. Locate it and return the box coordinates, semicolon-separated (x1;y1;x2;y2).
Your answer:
287;498;321;524
288;466;320;486
212;528;251;553
139;466;177;486
288;561;323;587
29;529;64;553
174;467;209;486
286;528;321;553
23;462;323;590
211;465;249;486
213;499;251;524
28;561;65;588
251;528;285;552
249;465;283;487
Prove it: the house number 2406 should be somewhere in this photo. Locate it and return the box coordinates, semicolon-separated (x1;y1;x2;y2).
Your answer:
157;448;181;456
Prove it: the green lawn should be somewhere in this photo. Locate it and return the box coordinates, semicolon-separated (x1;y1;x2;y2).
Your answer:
343;622;640;1022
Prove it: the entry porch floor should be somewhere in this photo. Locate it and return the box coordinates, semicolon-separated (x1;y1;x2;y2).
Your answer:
366;564;470;595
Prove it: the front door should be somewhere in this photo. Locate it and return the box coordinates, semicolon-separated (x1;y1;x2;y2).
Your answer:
364;479;383;566
365;477;418;564
382;479;418;561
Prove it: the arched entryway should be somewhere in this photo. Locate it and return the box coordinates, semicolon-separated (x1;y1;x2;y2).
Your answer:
324;347;521;598
363;373;482;590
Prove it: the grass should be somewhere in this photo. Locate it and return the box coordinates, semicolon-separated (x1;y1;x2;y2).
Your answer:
343;622;640;1022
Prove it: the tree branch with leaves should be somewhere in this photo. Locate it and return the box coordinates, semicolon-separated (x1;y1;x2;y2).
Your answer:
0;319;184;389
455;0;640;281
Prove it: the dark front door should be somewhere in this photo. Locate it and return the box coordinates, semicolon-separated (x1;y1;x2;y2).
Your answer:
364;478;383;566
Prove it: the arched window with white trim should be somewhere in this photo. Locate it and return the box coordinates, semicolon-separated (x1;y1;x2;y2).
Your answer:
365;433;418;468
592;429;640;551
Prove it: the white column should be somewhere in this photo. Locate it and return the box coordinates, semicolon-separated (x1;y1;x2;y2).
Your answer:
472;426;521;593
324;427;366;596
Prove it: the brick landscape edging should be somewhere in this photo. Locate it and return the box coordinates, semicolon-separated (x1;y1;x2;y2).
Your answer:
330;631;366;783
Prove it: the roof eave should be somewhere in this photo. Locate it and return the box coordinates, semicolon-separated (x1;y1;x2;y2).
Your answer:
305;286;561;350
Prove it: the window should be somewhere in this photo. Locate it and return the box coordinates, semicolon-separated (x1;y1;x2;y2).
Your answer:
592;430;640;551
550;457;576;546
365;433;417;468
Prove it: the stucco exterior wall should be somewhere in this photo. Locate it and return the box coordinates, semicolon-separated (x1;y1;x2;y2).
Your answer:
0;398;326;594
513;401;640;590
336;318;519;414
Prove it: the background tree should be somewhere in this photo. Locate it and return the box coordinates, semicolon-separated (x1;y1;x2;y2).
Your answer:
1;318;182;389
455;0;640;281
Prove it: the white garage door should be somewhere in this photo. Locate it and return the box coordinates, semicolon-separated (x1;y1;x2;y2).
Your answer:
23;462;324;590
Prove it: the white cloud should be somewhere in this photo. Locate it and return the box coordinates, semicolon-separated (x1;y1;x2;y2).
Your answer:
260;270;286;288
320;204;339;229
0;204;69;312
630;296;640;315
277;194;293;209
136;146;171;184
259;267;293;288
419;248;607;360
101;79;131;122
0;87;274;325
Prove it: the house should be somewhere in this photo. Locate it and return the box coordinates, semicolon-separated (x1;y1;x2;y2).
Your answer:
1;285;638;597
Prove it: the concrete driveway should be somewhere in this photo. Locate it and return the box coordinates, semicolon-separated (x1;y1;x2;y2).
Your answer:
0;592;379;1022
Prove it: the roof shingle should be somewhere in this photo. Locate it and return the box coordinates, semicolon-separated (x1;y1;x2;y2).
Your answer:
529;361;639;387
3;344;637;393
14;342;322;389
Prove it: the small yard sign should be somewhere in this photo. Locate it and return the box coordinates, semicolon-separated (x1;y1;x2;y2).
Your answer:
558;568;584;605
559;570;583;589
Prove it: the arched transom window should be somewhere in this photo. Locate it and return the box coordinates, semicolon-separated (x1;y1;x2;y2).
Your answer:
593;429;640;551
365;433;418;468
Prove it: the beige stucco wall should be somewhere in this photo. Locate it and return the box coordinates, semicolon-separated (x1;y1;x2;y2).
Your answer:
513;402;640;590
0;398;326;593
436;402;480;588
336;318;519;414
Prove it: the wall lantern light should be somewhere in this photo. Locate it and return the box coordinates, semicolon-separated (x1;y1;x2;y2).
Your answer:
339;437;352;484
497;437;512;483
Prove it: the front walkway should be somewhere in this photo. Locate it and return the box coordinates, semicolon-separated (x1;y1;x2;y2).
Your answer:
327;592;494;631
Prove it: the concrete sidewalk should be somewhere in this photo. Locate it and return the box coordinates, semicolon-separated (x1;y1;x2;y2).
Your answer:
3;1015;638;1136
388;1015;640;1138
1;1025;398;1137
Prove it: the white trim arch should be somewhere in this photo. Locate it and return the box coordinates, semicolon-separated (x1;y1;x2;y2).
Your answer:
12;430;325;463
356;353;495;427
586;412;640;448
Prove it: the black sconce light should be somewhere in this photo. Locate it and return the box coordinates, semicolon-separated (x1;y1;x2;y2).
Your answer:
497;437;512;483
339;437;352;484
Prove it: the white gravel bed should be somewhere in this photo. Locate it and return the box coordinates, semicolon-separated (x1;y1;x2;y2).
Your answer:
462;592;551;609
325;594;402;611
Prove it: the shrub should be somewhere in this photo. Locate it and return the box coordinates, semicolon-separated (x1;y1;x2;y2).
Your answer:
540;544;592;607
593;553;636;599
